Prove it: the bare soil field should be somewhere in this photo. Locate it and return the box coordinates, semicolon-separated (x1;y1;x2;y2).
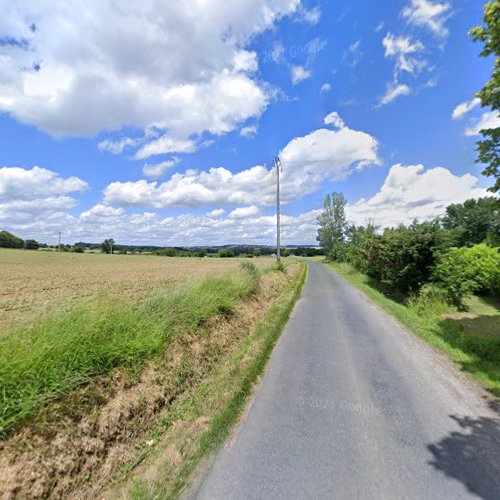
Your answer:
0;249;272;330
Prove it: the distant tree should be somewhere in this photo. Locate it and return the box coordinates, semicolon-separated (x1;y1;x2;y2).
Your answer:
72;245;84;253
0;230;24;248
469;2;500;192
156;247;177;257
441;197;499;246
282;248;290;257
218;248;235;258
195;248;207;257
101;238;115;254
316;192;347;260
24;239;40;250
253;247;261;257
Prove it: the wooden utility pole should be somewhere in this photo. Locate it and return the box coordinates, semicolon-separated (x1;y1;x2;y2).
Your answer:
274;156;282;262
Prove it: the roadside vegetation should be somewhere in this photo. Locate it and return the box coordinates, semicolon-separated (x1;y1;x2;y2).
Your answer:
316;192;500;394
0;252;305;498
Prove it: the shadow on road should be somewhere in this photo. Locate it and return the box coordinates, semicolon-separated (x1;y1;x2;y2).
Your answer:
427;407;500;500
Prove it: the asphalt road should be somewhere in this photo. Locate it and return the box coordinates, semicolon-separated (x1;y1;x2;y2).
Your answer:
188;261;500;500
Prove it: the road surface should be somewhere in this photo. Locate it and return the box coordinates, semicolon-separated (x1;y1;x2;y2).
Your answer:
188;261;500;500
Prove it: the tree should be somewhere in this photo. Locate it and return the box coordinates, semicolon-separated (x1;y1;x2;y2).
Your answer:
24;239;40;250
469;2;500;192
253;247;261;257
218;248;235;258
101;238;115;254
0;230;24;248
441;197;500;246
316;192;347;260
195;248;207;257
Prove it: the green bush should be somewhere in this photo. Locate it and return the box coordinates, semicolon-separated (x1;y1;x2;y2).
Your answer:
433;244;500;308
364;221;442;293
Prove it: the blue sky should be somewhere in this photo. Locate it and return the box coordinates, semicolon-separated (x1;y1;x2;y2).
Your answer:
0;0;496;246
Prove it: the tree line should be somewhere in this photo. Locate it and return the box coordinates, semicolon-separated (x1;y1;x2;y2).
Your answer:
317;193;499;308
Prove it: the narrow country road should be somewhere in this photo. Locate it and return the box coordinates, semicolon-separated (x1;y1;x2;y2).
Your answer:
188;261;500;500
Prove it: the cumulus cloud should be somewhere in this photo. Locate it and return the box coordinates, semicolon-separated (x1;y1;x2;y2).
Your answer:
0;1;301;156
401;0;451;37
103;121;379;209
291;65;312;85
1;164;489;247
347;164;488;227
143;158;180;180
0;166;88;226
80;204;125;222
378;83;411;107
229;205;260;219
207;208;225;218
323;111;345;129
382;33;425;74
452;97;481;120
0;166;88;201
465;111;500;137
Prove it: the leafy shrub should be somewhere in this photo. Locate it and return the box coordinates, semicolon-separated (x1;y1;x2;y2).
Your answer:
433;244;500;308
364;221;442;293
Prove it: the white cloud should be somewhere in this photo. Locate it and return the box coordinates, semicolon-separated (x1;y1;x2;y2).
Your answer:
382;33;425;74
0;166;88;226
103;122;379;209
452;98;481;120
465;111;500;136
320;83;332;94
291;65;311;85
142;158;180;180
0;1;301;155
207;208;225;218
323;111;345;129
0;166;88;201
240;124;258;137
98;137;141;155
401;0;451;37
1;164;489;247
228;205;260;219
134;137;197;160
347;164;489;227
80;204;125;222
378;83;411;107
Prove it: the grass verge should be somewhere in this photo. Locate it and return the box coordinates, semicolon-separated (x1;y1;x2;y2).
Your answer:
0;269;260;436
118;261;307;499
324;261;500;397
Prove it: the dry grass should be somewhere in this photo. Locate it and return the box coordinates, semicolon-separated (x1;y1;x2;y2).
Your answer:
0;249;273;329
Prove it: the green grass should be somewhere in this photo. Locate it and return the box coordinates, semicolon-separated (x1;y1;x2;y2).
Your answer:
0;267;260;436
324;261;500;397
125;262;307;499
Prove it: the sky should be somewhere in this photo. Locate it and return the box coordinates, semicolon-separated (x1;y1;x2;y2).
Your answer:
0;0;497;247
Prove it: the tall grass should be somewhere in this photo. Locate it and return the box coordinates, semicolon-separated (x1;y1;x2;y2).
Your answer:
0;267;259;436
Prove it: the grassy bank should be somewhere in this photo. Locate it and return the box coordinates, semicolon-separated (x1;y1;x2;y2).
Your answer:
324;261;500;396
0;267;260;436
118;261;307;499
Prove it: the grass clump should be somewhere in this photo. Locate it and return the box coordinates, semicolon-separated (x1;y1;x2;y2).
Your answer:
325;261;500;396
0;268;260;436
